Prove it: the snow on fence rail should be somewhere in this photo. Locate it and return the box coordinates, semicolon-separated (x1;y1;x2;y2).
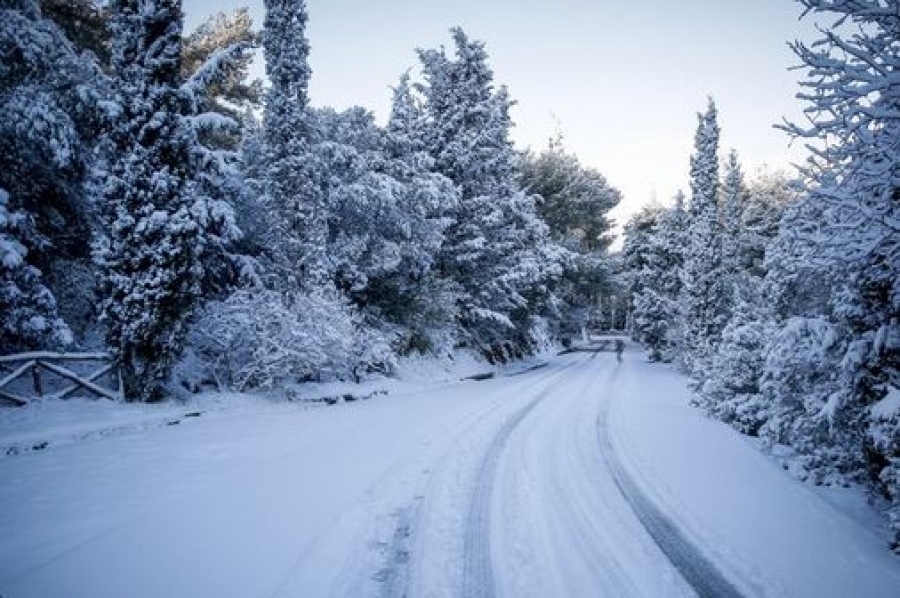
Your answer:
0;352;123;406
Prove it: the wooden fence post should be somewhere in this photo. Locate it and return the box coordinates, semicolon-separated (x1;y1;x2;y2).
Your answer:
32;363;43;398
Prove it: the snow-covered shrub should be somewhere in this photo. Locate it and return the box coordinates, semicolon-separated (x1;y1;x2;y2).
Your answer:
348;325;397;383
189;288;371;391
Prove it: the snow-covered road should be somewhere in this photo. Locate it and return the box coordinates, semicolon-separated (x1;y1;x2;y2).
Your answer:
1;346;899;597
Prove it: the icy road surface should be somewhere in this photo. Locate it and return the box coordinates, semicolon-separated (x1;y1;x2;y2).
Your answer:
1;345;899;597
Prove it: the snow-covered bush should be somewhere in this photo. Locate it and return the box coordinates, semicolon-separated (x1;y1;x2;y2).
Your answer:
188;288;384;391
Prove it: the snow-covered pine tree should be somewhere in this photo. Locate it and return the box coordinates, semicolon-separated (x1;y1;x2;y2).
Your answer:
386;71;427;156
680;98;728;379
262;0;328;287
657;192;689;359
308;103;458;355
776;0;900;549
700;170;793;431
702;277;773;434
94;0;235;401
365;73;461;355
520;136;621;337
182;8;260;114
695;149;752;411
739;171;795;280
418;28;565;359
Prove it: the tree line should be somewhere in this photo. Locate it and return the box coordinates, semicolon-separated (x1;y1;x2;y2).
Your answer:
624;0;900;551
0;0;621;398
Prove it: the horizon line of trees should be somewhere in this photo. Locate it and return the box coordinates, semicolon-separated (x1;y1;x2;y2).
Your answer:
624;0;900;552
1;0;621;399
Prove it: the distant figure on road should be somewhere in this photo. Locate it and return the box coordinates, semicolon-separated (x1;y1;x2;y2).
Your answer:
614;339;625;363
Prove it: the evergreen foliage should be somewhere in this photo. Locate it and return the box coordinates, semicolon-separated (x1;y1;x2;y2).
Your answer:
417;28;567;359
680;99;728;376
93;0;236;401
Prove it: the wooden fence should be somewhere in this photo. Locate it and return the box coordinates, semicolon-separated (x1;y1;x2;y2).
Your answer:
0;352;123;406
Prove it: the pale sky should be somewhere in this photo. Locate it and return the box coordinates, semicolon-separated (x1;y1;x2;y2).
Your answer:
184;0;818;233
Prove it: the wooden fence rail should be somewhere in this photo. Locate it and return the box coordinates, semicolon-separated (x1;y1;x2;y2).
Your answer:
0;352;123;406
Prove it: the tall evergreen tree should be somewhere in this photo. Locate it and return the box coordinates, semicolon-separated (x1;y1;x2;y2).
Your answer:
680;98;728;377
623;204;664;346
721;149;746;275
261;0;327;286
418;28;564;358
94;0;234;400
627;193;688;362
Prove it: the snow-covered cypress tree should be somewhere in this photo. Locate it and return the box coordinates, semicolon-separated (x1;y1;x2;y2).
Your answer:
700;169;793;428
628;193;689;362
696;149;755;411
624;190;688;363
659;192;689;358
739;172;795;279
680;98;728;378
623;204;663;347
262;0;327;287
721;149;746;275
94;0;232;401
387;71;427;155
364;73;460;354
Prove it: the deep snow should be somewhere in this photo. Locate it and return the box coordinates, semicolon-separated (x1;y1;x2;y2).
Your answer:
0;344;898;597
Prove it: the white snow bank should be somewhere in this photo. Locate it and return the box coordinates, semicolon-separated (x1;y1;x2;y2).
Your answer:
609;352;900;598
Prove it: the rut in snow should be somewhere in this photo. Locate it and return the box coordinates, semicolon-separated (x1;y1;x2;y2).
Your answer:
461;363;578;598
595;372;745;598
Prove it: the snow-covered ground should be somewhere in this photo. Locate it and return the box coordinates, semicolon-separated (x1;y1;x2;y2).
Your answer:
1;343;898;597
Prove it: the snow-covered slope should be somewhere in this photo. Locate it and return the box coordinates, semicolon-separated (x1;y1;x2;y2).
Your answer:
0;345;897;597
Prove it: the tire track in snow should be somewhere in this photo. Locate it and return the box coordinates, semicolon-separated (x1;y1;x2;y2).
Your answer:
461;361;581;598
595;369;746;598
462;395;542;598
377;359;578;598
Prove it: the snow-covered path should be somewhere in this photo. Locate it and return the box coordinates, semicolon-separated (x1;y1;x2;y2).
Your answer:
1;346;899;597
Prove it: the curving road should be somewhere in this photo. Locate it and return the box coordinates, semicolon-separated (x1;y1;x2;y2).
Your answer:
4;346;896;597
403;350;741;598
